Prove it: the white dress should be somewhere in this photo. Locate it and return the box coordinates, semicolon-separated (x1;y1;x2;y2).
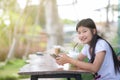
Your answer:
81;39;120;80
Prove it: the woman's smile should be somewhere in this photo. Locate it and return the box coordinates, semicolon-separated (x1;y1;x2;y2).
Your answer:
81;37;87;42
77;26;93;44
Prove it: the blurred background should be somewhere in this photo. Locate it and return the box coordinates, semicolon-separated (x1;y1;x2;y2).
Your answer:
0;0;120;80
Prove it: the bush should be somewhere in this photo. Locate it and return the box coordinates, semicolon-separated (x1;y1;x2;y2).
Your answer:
0;75;18;80
0;59;26;80
0;48;8;61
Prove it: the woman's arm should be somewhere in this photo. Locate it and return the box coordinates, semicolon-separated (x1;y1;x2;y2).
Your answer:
77;53;86;61
56;51;106;73
69;51;106;73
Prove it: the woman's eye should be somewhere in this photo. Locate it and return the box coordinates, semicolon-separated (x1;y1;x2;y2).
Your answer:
83;30;87;33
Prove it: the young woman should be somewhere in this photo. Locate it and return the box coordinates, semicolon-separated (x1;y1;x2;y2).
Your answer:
56;18;120;80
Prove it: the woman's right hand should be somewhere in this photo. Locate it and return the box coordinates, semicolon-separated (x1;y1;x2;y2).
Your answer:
56;53;72;65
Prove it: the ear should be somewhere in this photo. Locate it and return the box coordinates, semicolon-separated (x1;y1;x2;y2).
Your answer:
93;29;97;35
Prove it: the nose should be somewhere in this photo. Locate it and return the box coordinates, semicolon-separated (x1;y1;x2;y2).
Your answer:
78;33;84;39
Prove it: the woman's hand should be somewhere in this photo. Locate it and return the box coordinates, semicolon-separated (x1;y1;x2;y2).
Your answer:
56;54;71;65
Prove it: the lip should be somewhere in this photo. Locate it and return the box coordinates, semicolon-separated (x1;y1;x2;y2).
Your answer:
81;37;86;42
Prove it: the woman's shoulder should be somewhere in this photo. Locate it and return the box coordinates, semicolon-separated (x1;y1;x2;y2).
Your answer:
97;39;108;46
97;39;106;43
95;39;110;51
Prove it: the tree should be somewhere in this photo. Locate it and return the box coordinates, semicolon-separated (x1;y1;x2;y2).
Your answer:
5;0;31;63
106;0;110;27
44;0;64;49
118;0;120;52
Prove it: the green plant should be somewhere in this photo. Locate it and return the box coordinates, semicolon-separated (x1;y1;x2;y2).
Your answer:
0;75;18;80
81;74;93;80
0;59;26;80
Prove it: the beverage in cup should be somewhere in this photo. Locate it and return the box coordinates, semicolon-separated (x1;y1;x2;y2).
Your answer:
54;46;61;54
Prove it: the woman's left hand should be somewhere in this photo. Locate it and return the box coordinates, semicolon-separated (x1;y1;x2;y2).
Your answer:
56;53;71;65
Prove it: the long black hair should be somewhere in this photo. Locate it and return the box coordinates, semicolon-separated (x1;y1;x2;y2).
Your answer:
76;18;120;74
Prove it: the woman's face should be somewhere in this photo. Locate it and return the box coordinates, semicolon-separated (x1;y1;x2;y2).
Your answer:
77;26;94;44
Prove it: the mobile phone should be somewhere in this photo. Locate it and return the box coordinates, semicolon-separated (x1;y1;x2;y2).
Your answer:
50;54;59;59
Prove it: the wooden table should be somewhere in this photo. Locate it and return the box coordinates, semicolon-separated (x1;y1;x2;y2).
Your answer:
18;53;90;80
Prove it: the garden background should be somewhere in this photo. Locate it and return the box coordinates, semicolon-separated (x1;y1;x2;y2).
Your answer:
0;0;120;80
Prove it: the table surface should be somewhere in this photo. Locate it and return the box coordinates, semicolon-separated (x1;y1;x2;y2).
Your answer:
18;53;90;76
